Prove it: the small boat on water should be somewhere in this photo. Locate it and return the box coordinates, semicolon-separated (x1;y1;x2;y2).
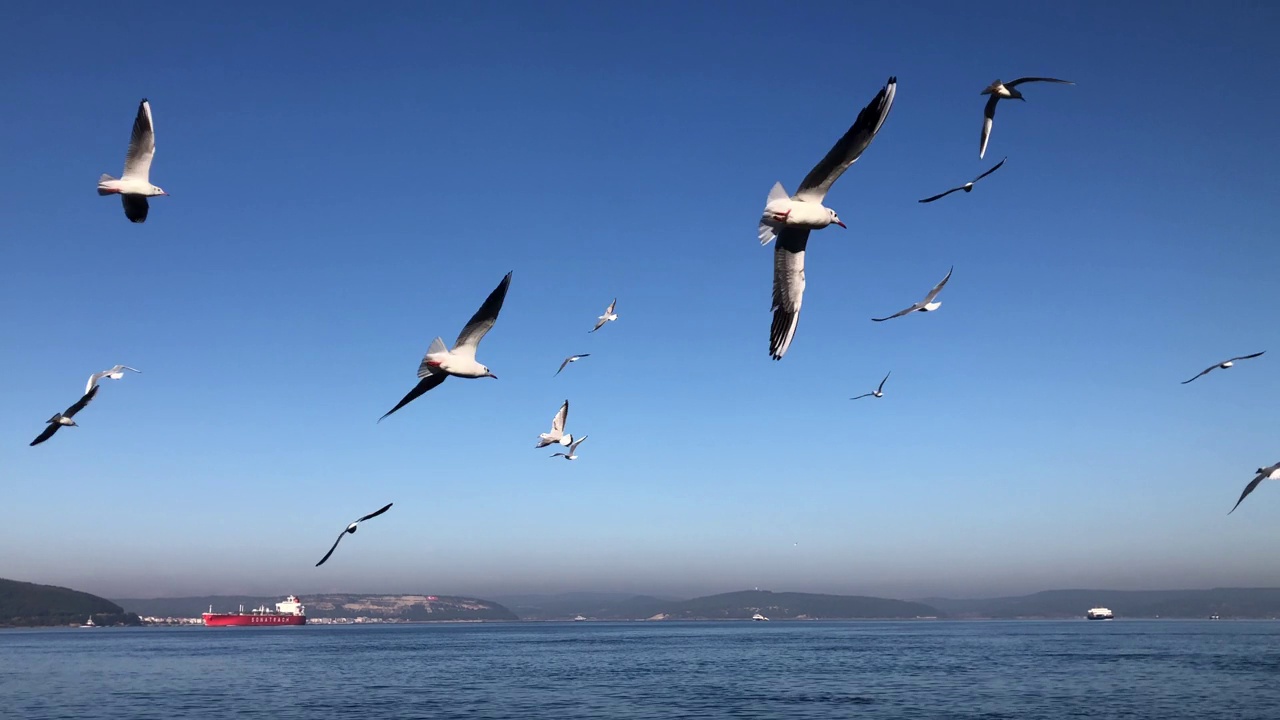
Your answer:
80;616;97;628
751;612;769;621
573;615;587;622
1086;607;1114;620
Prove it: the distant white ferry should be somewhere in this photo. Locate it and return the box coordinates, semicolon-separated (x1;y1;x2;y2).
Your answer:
1086;607;1114;620
573;615;586;622
751;612;769;621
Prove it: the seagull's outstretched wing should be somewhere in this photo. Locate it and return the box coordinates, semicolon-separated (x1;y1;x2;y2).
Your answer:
1229;472;1269;515
795;77;897;202
1228;351;1266;363
1006;77;1076;88
972;157;1007;183
770;228;810;359
556;358;572;376
919;186;965;204
589;300;616;333
453;271;513;357
378;372;447;422
570;435;588;453
876;371;891;393
551;400;569;434
871;304;919;322
355;502;393;524
30;424;61;446
980;94;999;159
1181;365;1218;384
87;364;142;393
122;99;156;181
64;385;100;418
922;267;954;304
122;195;149;223
315;531;348;567
850;393;874;400
605;298;617;315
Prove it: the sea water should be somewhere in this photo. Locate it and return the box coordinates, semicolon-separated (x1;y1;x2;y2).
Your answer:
2;620;1278;719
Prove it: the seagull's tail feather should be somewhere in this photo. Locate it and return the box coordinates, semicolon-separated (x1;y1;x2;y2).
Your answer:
758;223;778;246
417;337;448;379
97;174;117;195
766;181;789;203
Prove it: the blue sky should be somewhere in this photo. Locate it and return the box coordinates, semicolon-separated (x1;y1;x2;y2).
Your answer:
3;1;1280;601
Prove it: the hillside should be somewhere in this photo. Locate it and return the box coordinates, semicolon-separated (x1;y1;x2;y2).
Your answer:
116;593;517;621
1;577;141;627
923;588;1280;619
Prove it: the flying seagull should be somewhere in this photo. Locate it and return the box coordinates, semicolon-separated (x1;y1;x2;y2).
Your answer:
762;76;897;359
97;99;167;223
1181;352;1266;385
590;299;618;333
379;272;512;422
315;502;394;567
980;77;1075;159
851;372;891;400
551;435;588;460
555;354;590;376
1229;463;1280;515
30;385;100;446
86;365;141;393
872;266;954;322
919;158;1006;203
536;400;573;448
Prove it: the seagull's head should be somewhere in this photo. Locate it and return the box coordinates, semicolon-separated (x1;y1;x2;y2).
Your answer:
483;366;497;379
150;184;168;197
828;209;846;229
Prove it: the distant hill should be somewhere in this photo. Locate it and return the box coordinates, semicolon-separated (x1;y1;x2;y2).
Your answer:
116;593;517;621
494;592;675;620
500;590;940;620
923;588;1280;619
1;577;141;627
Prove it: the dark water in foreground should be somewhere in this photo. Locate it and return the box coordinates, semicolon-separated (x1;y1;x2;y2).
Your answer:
3;620;1279;719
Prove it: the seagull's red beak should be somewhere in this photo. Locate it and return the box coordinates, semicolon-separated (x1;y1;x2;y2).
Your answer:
835;220;847;229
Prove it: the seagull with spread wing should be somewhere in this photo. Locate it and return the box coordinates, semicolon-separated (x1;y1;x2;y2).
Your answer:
761;76;897;360
872;267;953;322
851;372;891;400
30;385;100;447
1181;352;1265;384
86;365;141;393
590;299;617;333
536;400;573;448
98;99;167;223
979;77;1075;159
551;435;588;461
919;158;1006;203
1229;463;1280;515
555;354;590;376
379;272;512;422
315;503;394;567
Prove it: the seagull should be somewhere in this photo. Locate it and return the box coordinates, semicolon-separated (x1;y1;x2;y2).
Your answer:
555;354;590;376
379;272;512;422
980;77;1075;159
851;372;891;400
1181;352;1266;385
86;365;141;394
30;385;100;446
1229;463;1280;515
590;299;618;333
315;503;394;567
97;99;167;223
919;158;1006;203
551;435;588;460
872;267;954;322
762;76;897;359
536;400;573;448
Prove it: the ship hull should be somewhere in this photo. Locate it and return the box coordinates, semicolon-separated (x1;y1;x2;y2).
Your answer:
203;613;306;627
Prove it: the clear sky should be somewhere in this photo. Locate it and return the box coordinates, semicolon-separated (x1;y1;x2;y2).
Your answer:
3;1;1280;601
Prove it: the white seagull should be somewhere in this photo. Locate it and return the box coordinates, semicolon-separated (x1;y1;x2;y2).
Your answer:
551;435;588;460
1181;352;1266;385
851;372;891;400
919;158;1006;203
86;365;141;394
30;385;100;447
872;267;954;322
590;299;618;333
979;77;1075;159
536;400;573;448
379;272;512;422
1229;463;1280;515
315;502;394;567
555;354;590;376
98;99;168;223
763;76;897;359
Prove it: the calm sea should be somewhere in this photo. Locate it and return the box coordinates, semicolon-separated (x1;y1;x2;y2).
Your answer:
2;620;1278;719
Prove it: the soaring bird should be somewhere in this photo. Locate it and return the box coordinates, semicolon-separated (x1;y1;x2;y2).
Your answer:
30;385;100;446
379;272;512;422
536;400;573;448
872;267;954;322
979;77;1075;159
851;372;891;400
315;503;394;567
551;435;588;461
86;365;141;393
98;99;167;223
762;76;897;360
555;354;590;376
919;158;1006;203
1181;352;1266;385
590;299;618;333
1229;463;1280;515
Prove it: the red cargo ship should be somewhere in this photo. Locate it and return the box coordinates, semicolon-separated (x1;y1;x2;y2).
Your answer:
203;595;307;626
